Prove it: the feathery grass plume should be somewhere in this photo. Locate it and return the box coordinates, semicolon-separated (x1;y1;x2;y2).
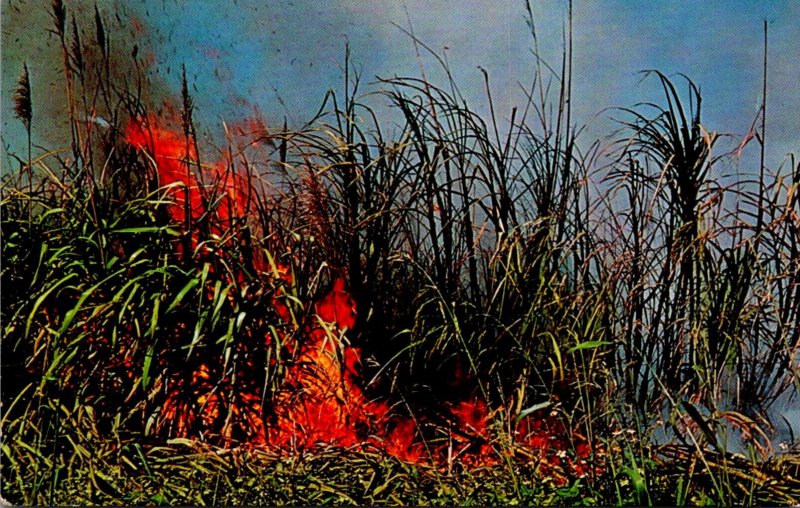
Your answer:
50;0;66;40
50;0;81;172
13;62;33;220
94;4;106;59
13;63;32;132
180;64;193;139
70;14;84;77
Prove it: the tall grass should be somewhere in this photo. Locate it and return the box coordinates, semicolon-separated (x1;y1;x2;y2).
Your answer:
605;68;799;440
2;1;798;505
276;5;604;430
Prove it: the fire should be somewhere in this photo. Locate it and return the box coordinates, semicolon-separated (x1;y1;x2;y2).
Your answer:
448;400;496;465
124;116;602;480
125;116;257;248
266;272;425;463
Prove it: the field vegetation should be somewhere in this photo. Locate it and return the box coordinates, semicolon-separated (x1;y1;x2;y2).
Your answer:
2;1;799;505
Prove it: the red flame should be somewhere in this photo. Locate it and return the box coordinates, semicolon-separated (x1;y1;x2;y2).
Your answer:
124;116;601;479
125;117;257;241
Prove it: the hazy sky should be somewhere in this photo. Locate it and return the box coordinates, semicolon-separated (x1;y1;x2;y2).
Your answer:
2;1;798;173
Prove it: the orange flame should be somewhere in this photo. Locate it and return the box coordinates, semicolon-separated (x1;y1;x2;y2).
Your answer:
125;117;258;248
124;116;601;477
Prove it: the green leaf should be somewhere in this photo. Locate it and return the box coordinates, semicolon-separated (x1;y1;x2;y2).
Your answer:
142;345;154;390
29;242;49;289
114;226;180;236
165;278;198;314
26;273;78;338
147;297;161;338
517;401;552;421
567;340;611;354
57;277;115;338
622;450;649;505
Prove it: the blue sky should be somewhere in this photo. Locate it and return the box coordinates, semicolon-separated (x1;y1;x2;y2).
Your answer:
2;0;798;173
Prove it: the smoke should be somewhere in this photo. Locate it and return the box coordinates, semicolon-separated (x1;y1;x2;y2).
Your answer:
1;0;176;172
